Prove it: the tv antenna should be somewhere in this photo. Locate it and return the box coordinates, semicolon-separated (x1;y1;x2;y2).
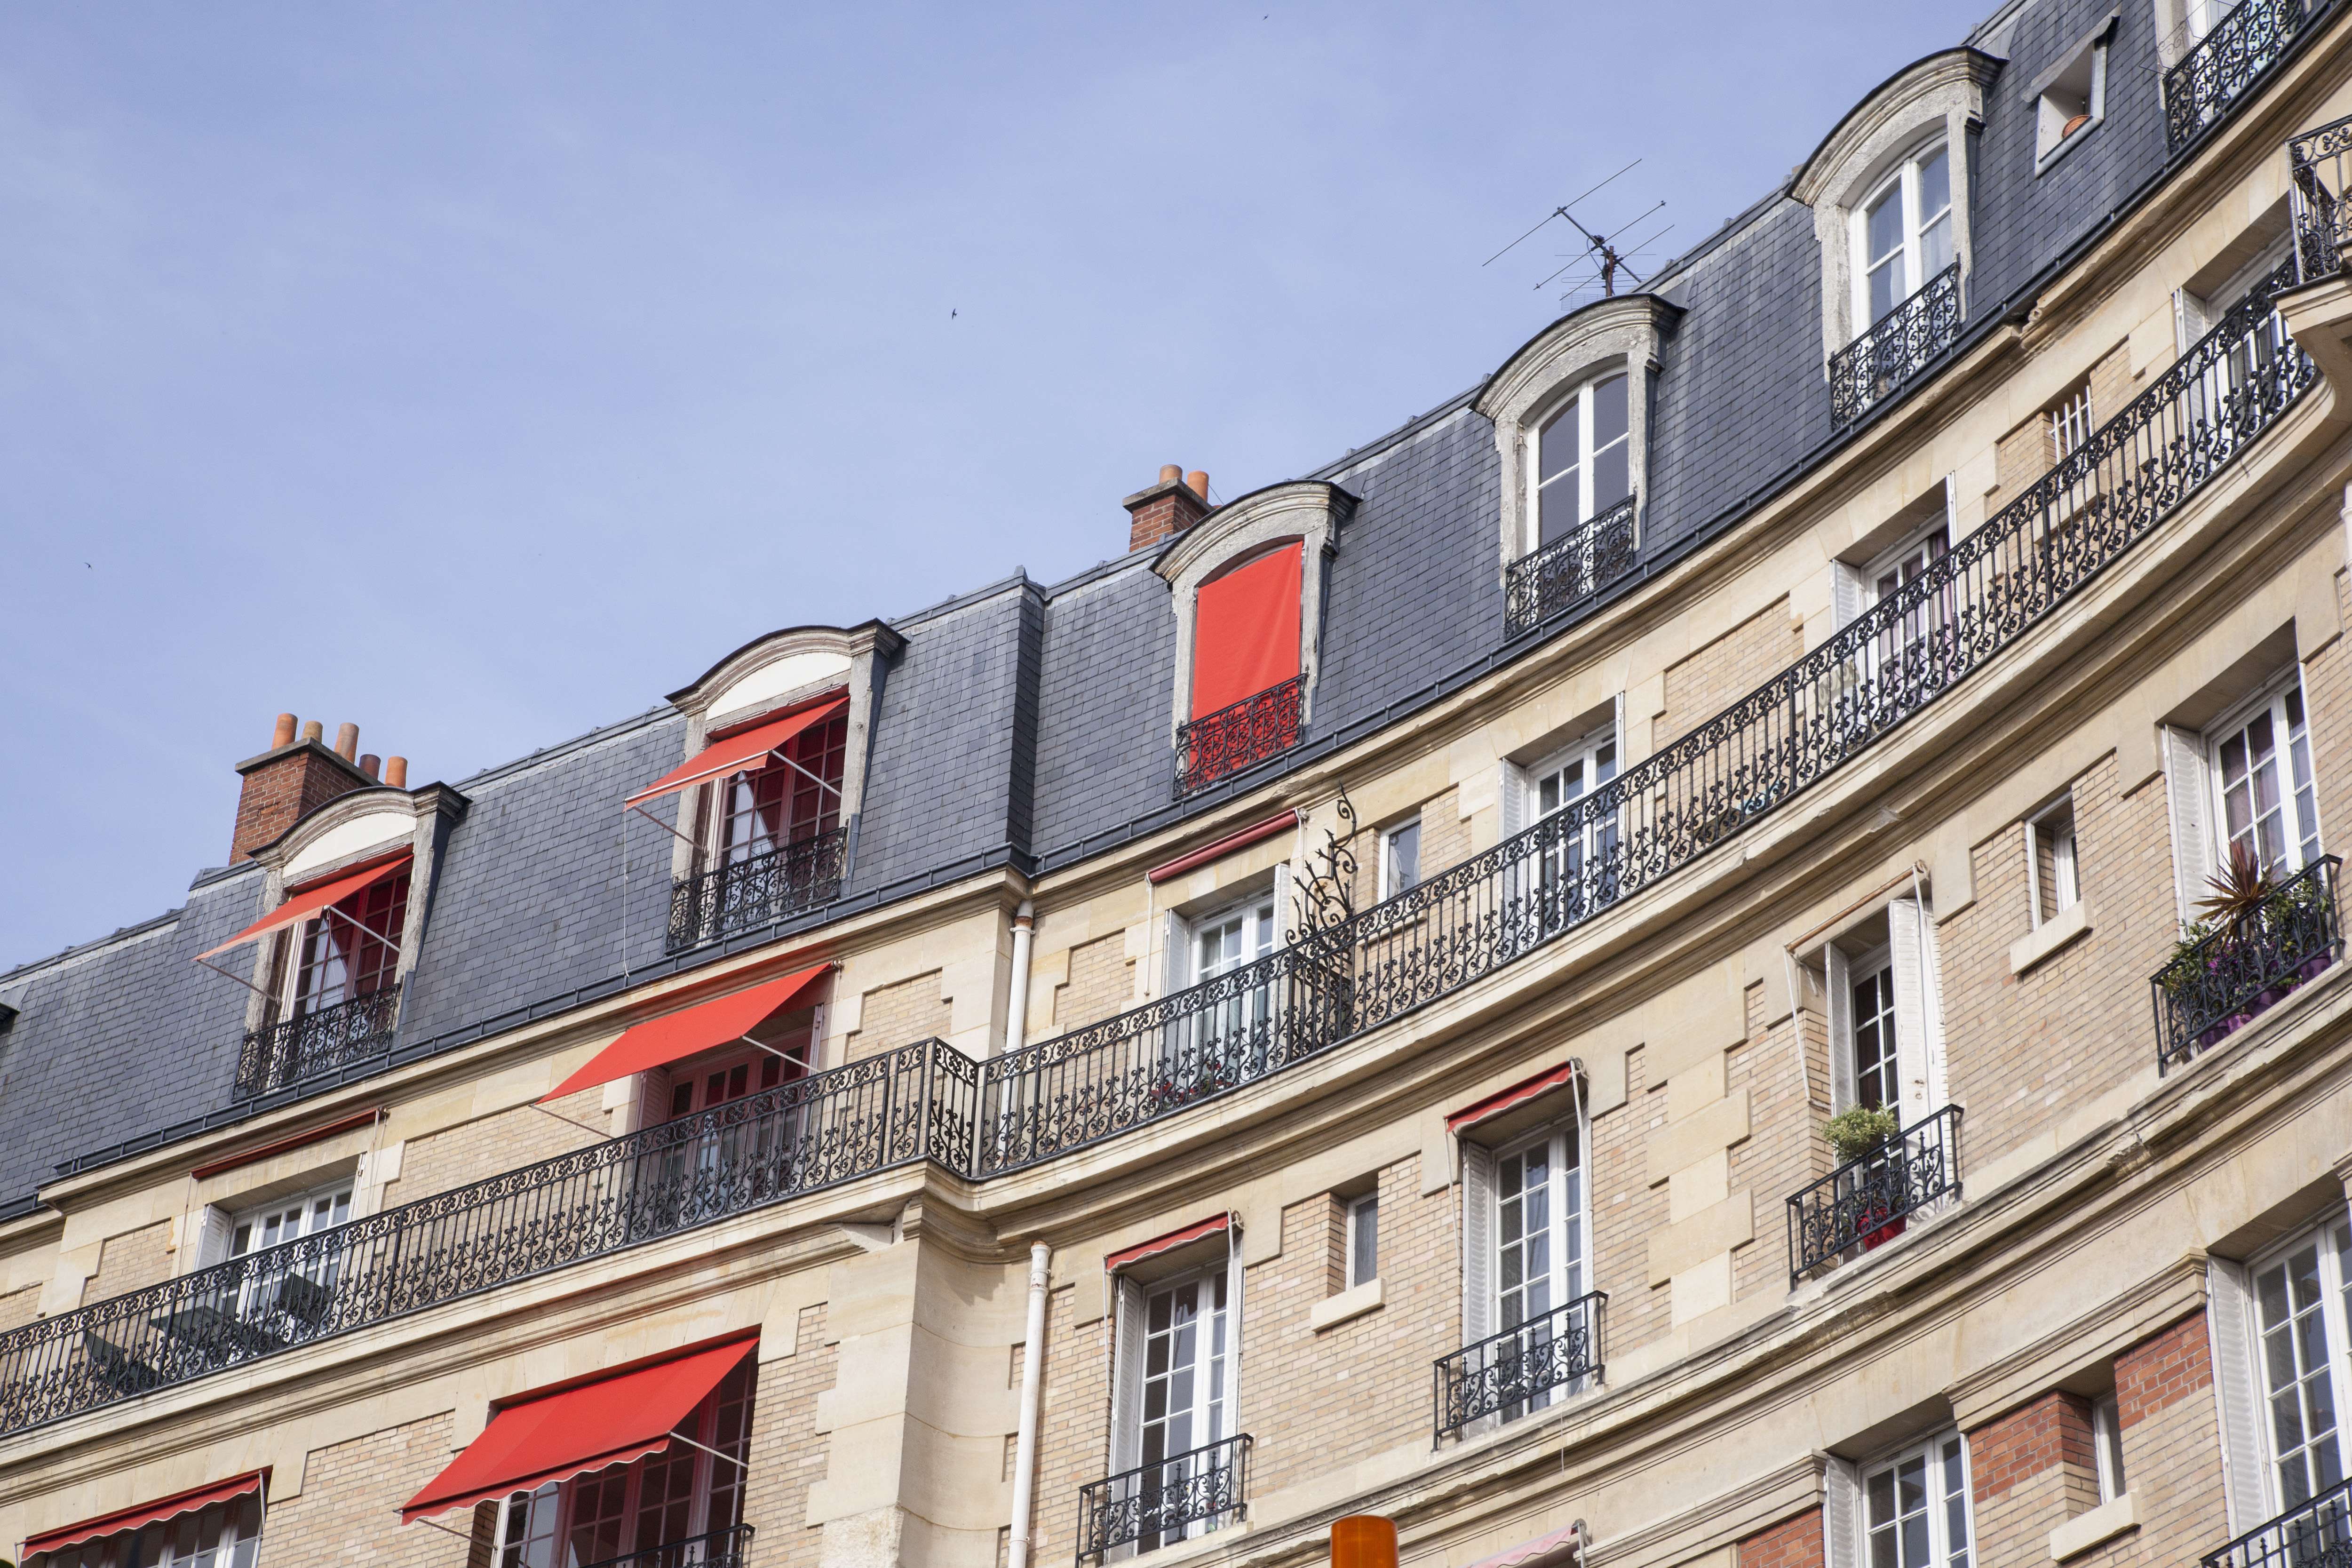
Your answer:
1486;159;1669;300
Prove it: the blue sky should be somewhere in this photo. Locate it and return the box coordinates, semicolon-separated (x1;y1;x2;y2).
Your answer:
0;1;1988;966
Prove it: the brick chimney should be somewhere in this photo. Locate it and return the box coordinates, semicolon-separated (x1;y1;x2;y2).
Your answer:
230;712;381;863
1125;464;1212;553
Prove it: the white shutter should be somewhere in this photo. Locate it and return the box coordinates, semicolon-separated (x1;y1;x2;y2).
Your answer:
1825;947;1855;1114
1831;563;1867;631
2164;724;2216;925
1500;761;1529;842
1161;912;1192;998
1913;898;1950;1112
1108;1275;1147;1473
1888;900;1935;1129
2207;1258;2272;1532
1273;863;1295;939
1222;1236;1245;1433
191;1205;233;1271
632;1067;673;1135
1823;1457;1862;1568
1461;1139;1497;1346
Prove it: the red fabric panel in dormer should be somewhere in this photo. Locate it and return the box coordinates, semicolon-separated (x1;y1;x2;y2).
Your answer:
1191;544;1302;720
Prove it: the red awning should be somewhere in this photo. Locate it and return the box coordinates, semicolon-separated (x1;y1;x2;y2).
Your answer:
1147;810;1301;885
1105;1214;1230;1273
1465;1522;1586;1568
195;854;413;961
542;965;829;1102
1446;1060;1581;1135
625;697;848;807
25;1470;268;1558
402;1340;756;1525
1192;545;1302;718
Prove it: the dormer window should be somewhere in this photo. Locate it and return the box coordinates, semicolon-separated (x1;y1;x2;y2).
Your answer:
1859;143;1954;329
1534;374;1632;549
709;706;848;867
285;870;407;1021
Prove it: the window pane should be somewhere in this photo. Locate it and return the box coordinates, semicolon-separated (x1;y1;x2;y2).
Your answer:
1917;148;1950;221
1352;1195;1379;1285
1591;375;1628;446
1920;212;1954;281
1871;256;1902;323
1540;407;1581;486
1592;439;1631;513
1867;187;1905;268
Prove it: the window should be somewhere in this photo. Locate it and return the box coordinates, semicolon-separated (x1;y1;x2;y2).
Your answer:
2034;30;2110;169
276;871;407;1024
1495;1125;1586;1340
2052;381;2094;462
1123;1266;1233;1552
1380;820;1422;899
1861;1434;1972;1568
1822;898;1947;1131
1532;373;1632;549
1529;724;1621;922
1847;948;1901;1113
2092;1393;2127;1502
699;708;848;866
229;1177;352;1258
2210;680;2323;876
1346;1193;1378;1288
495;1355;755;1567
667;1049;791;1120
2026;800;2081;926
2248;1214;2352;1506
32;1488;263;1568
1856;143;1955;327
1191;895;1277;986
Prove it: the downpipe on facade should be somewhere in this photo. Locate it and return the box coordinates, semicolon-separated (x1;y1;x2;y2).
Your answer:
1009;1239;1051;1568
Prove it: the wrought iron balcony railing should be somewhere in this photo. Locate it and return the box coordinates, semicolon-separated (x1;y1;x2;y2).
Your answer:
1077;1434;1251;1563
1787;1106;1962;1283
667;827;849;953
1176;676;1306;798
1504;495;1641;638
2204;1475;2352;1568
2167;0;2336;153
2153;856;2342;1072
1829;263;1963;428
234;983;403;1100
1432;1290;1605;1443
580;1524;756;1568
2291;111;2352;285
0;1039;974;1437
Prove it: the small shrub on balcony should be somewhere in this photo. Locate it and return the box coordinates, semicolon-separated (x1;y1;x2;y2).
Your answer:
1822;1105;1900;1164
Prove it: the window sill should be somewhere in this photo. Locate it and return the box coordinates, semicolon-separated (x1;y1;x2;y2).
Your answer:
2010;900;2092;976
2035;116;2103;177
2048;1492;2137;1560
1310;1277;1383;1331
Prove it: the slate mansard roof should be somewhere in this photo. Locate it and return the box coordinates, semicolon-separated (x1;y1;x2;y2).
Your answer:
0;0;2211;1210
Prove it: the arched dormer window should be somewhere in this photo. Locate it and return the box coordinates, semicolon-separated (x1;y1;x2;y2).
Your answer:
1475;295;1679;639
1156;481;1356;799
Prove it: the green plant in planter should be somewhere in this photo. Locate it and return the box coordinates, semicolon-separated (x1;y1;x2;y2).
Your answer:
1823;1104;1901;1164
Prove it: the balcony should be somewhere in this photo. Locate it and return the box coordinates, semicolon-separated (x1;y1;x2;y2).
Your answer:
2167;0;2336;154
2291;112;2352;285
234;983;402;1100
1431;1291;1605;1444
1176;676;1306;799
1787;1106;1962;1284
1829;263;1963;428
582;1525;755;1568
2153;857;2342;1072
666;828;848;953
1078;1434;1251;1562
2205;1476;2352;1568
1503;495;1640;638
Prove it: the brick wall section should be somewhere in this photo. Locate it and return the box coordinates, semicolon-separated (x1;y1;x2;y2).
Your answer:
2303;602;2352;892
1971;1393;2099;1568
1053;935;1134;1032
743;1304;835;1568
2035;1313;2226;1568
387;1084;611;1205
1729;982;1829;1304
231;742;371;863
1590;1046;1665;1355
262;1411;475;1566
1420;789;1470;879
2087;342;2134;431
1658;597;1801;748
2116;1311;2213;1430
1243;1156;1456;1498
1739;1507;1823;1568
1937;756;2176;1181
847;971;953;1063
84;1219;172;1305
1988;413;2056;517
0;1282;39;1332
1028;1282;1107;1568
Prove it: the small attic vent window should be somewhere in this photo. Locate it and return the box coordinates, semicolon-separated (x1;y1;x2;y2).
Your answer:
2035;16;2116;173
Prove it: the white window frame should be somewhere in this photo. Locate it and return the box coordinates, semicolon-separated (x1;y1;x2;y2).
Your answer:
1188;893;1279;986
1852;140;1955;332
1853;1432;1973;1568
2242;1211;2352;1513
1492;1122;1589;1331
2025;798;2081;928
1820;898;1948;1132
2051;382;2095;462
2207;676;2324;880
1526;371;1633;554
2091;1392;2127;1503
1345;1192;1378;1289
1106;1258;1241;1555
228;1176;353;1259
1379;820;1422;900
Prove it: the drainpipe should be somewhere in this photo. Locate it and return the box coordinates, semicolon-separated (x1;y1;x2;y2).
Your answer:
1005;900;1036;1052
1009;1241;1052;1568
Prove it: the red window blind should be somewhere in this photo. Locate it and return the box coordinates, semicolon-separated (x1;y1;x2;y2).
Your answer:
1192;545;1303;719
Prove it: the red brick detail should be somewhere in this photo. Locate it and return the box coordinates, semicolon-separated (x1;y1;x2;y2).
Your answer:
2116;1309;2215;1428
1124;481;1211;554
231;742;372;862
1740;1507;1825;1568
1969;1392;2096;1503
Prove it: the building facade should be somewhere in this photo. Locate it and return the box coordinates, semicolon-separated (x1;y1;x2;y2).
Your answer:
6;3;2352;1568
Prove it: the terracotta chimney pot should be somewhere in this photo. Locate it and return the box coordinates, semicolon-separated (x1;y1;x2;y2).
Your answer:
358;753;381;781
1185;470;1209;500
334;723;359;761
1158;463;1182;485
385;756;409;789
301;720;324;744
270;713;297;749
1124;463;1214;553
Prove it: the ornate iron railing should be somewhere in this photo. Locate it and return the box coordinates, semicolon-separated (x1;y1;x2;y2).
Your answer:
1504;495;1641;637
0;1039;975;1437
580;1524;757;1568
234;983;403;1100
2291;111;2352;284
2204;1476;2352;1568
667;828;849;952
1077;1434;1251;1563
1176;676;1306;798
2153;856;2342;1071
1787;1106;1962;1283
2167;0;2334;152
1432;1290;1604;1443
1829;263;1964;427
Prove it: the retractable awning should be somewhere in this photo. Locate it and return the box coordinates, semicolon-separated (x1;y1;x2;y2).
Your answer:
1105;1214;1231;1273
401;1340;756;1525
541;965;829;1102
1446;1060;1580;1135
24;1471;268;1559
194;854;413;961
624;697;848;808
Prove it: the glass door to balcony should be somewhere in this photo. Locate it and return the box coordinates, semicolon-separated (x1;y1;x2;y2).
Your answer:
1492;1123;1588;1420
1136;1267;1231;1552
1532;728;1620;930
1174;896;1277;1097
2252;1217;2352;1510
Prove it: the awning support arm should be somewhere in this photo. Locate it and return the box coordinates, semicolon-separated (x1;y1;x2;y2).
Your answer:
763;748;843;801
196;955;276;1001
667;1430;747;1471
318;902;409;960
627;801;704;851
411;1515;477;1544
